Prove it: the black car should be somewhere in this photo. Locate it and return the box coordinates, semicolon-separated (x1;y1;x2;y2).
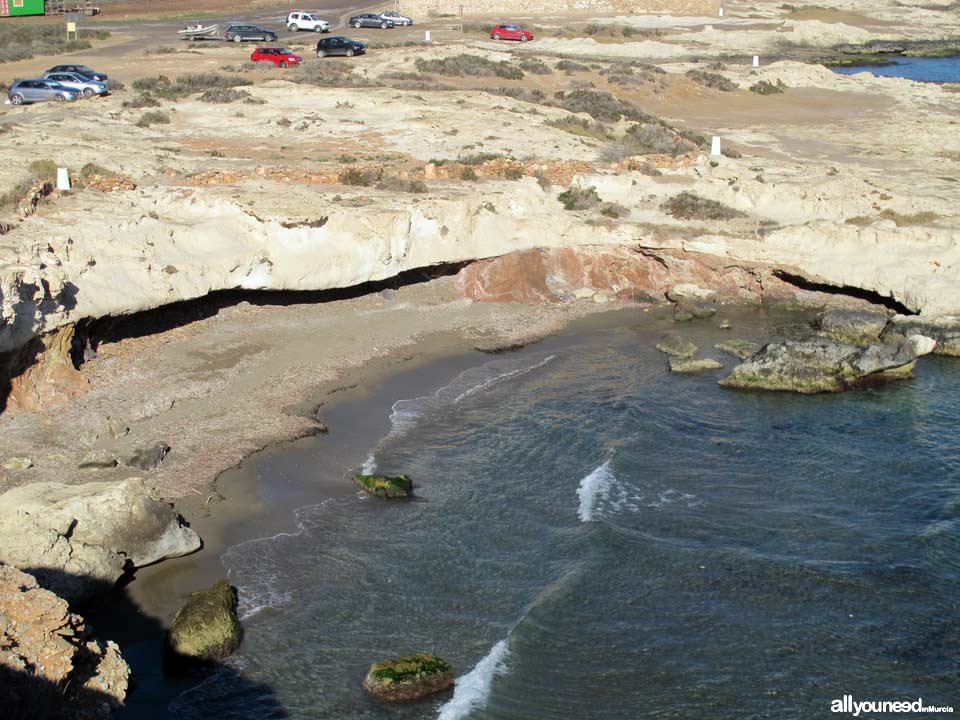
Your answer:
315;36;366;58
45;64;108;82
348;13;394;29
224;25;278;43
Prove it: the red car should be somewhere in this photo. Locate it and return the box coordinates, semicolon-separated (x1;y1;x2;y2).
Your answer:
490;24;533;42
250;47;302;67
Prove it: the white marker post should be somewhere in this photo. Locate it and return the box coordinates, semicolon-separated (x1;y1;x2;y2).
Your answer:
752;55;760;68
425;30;431;42
718;7;724;16
56;167;70;191
710;136;722;157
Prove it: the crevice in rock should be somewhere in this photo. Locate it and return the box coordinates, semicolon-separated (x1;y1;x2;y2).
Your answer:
772;270;917;316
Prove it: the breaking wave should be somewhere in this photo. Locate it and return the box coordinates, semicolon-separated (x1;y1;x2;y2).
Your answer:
436;638;511;720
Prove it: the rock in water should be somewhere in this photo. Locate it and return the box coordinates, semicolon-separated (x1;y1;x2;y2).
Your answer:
720;338;923;394
883;315;957;356
362;653;454;702
0;478;201;604
817;309;890;345
0;565;130;719
715;339;760;360
354;474;413;498
164;579;242;676
656;333;698;358
669;357;723;373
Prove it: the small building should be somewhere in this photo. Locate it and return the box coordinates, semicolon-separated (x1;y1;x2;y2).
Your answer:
1;0;46;17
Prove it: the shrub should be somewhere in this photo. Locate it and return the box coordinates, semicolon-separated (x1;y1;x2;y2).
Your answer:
0;24;107;63
545;116;609;140
290;63;379;88
29;159;58;181
377;176;428;193
519;58;552;75
198;87;251;103
339;168;375;186
685;69;737;91
459;152;504;165
661;191;746;220
461;167;478;181
106;78;125;92
553;89;649;123
502;167;523;180
749;79;786;94
146;46;177;55
414;54;523;80
132;73;253;101
136;110;171;128
79;163;115;180
556;59;589;74
558;186;601;210
878;209;939;226
602;122;702;160
600;203;627;218
123;94;161;109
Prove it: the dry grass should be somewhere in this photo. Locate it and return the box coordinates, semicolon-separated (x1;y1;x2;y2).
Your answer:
661;192;746;220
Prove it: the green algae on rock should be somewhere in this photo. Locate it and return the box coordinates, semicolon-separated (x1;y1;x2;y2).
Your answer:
715;339;760;360
669;356;723;373
656;333;698;358
362;653;454;702
354;473;414;498
163;579;242;675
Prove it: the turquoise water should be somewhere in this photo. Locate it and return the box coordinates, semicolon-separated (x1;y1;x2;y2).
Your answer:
170;318;960;719
831;55;960;83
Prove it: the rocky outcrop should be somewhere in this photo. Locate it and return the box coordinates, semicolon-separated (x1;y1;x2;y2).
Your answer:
362;653;453;703
720;337;934;394
817;309;890;345
656;333;698;358
2;326;89;413
163;579;242;676
354;474;414;499
883;316;960;356
0;478;201;604
0;565;130;720
669;357;723;373
715;339;760;360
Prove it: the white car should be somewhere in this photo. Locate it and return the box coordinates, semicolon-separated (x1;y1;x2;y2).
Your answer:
286;11;330;32
379;10;413;26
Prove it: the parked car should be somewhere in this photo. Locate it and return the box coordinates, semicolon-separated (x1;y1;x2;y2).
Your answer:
490;24;533;42
250;47;302;67
7;79;81;105
348;13;393;29
45;64;108;82
224;25;278;43
286;11;329;33
315;36;366;57
42;71;109;97
379;10;413;26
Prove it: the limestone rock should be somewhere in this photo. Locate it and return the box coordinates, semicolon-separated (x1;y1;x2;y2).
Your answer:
715;339;760;360
3;326;89;413
2;457;32;471
688;301;717;319
362;653;453;703
0;565;130;719
123;442;170;470
0;478;201;603
669;356;723;373
656;333;698;358
883;316;959;356
720;338;921;394
817;309;890;345
164;579;242;676
667;283;715;301
354;474;413;499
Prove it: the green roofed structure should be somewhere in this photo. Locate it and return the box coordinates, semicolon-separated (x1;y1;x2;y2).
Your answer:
1;0;46;17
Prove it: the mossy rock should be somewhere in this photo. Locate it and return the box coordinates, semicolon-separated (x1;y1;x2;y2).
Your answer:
669;356;723;373
715;339;760;360
656;333;698;358
362;653;453;702
673;308;694;322
163;579;242;676
354;474;413;498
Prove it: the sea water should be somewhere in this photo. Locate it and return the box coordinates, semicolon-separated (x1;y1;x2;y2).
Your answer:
170;318;960;719
831;55;960;83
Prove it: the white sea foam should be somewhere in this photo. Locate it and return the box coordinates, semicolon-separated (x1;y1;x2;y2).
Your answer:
360;451;377;475
436;639;511;720
577;460;615;522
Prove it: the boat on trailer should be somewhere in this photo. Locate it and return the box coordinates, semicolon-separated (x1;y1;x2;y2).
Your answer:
178;23;221;40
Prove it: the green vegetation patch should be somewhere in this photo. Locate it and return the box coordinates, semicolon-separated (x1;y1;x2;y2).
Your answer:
354;473;413;498
369;654;451;685
558;186;601;211
750;79;787;95
686;69;737;91
545;116;609;140
661;191;746;220
136;110;171;128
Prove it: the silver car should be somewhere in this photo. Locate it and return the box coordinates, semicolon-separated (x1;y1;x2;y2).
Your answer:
43;71;109;98
7;79;81;105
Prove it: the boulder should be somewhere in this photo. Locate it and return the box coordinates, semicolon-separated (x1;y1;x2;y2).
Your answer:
0;478;201;604
362;653;454;703
720;338;922;394
883;315;958;356
164;579;242;676
669;357;723;373
688;301;717;320
817;309;890;345
656;333;698;358
673;307;694;322
0;566;130;719
354;474;413;499
715;339;760;360
123;442;170;470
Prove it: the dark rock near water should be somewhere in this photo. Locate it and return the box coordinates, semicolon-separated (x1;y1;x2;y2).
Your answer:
164;579;242;676
656;333;698;358
362;653;454;703
124;442;170;470
689;301;717;319
354;474;414;498
883;315;958;356
720;337;929;394
715;339;760;360
673;307;694;322
817;309;890;345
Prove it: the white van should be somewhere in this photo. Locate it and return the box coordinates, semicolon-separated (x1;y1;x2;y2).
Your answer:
286;11;331;32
